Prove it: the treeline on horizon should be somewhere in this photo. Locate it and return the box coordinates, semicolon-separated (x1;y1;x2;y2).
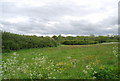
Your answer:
2;31;119;53
2;32;58;53
53;34;119;45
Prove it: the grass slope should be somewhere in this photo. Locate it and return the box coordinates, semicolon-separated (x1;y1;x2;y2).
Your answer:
2;44;118;79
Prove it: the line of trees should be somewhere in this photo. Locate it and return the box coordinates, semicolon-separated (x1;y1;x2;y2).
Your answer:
2;32;58;52
2;32;119;52
52;35;119;45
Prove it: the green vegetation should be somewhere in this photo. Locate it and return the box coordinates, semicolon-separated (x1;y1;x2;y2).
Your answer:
1;32;119;79
2;44;119;79
2;32;58;53
2;32;119;53
62;40;98;45
53;35;119;45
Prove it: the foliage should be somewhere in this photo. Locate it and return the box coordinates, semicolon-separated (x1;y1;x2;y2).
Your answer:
52;35;119;45
2;32;119;52
2;32;58;52
91;66;119;79
62;40;98;45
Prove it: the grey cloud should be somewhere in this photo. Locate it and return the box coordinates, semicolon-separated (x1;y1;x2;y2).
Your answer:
0;16;118;35
1;1;105;19
68;19;118;35
0;0;118;36
100;16;118;26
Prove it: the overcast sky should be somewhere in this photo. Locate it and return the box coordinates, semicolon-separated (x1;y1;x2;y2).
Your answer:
0;0;119;36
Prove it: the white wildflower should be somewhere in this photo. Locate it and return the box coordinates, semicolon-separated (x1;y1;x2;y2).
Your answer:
83;70;87;74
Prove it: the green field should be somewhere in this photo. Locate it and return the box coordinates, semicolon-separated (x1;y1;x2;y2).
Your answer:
2;43;119;79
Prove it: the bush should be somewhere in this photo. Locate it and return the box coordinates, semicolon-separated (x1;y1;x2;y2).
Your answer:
2;32;58;52
62;40;98;45
92;66;119;79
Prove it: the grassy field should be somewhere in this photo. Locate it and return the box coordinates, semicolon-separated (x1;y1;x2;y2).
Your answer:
2;43;119;79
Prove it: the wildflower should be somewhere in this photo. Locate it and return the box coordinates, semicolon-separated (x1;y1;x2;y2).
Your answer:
67;56;72;59
83;70;87;74
53;69;56;71
32;58;34;60
13;52;17;55
48;77;51;79
17;67;20;70
93;71;97;74
57;62;64;65
23;58;26;60
53;77;56;79
93;76;96;79
86;65;91;70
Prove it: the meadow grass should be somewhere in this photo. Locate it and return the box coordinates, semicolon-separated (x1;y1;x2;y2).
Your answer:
2;43;119;79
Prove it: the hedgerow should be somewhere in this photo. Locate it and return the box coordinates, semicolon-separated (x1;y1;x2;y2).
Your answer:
2;32;58;52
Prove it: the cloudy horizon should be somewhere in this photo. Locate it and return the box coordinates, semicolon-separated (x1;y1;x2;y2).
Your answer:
0;0;119;36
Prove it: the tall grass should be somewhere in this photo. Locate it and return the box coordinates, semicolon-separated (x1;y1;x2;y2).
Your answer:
2;44;119;79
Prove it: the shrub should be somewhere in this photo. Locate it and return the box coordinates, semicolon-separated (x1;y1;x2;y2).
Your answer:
62;40;98;45
92;66;119;79
2;32;58;52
